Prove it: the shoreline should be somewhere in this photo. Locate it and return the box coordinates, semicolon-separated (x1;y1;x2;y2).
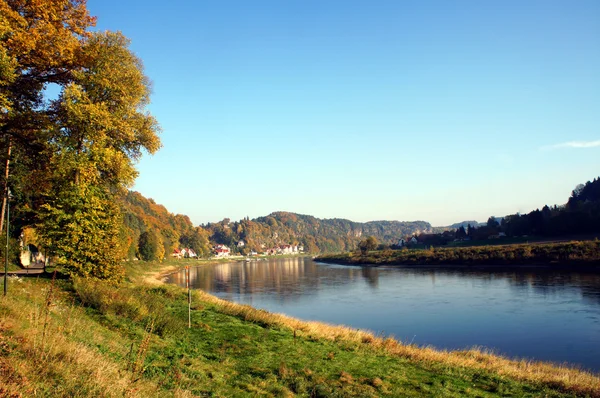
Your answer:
316;240;600;271
142;260;600;381
316;257;600;271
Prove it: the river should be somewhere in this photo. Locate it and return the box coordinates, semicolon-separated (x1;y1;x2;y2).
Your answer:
166;256;600;373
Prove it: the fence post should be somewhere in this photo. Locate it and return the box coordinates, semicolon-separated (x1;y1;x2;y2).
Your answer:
186;266;191;328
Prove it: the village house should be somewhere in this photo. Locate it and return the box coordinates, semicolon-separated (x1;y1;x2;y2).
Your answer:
280;244;293;254
214;244;231;257
180;248;198;258
171;248;182;259
263;248;277;256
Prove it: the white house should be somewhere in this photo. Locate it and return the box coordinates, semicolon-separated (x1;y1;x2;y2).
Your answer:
397;238;406;247
181;248;198;258
280;244;293;254
171;249;182;259
237;240;245;248
214;244;231;257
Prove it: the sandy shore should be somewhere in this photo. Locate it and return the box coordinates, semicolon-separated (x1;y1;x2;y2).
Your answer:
142;265;180;285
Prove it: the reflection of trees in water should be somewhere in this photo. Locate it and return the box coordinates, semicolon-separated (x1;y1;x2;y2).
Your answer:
177;257;364;301
169;261;600;308
505;272;600;305
398;268;600;306
361;267;379;288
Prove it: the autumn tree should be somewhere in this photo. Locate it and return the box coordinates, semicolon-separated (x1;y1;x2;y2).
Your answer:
1;0;96;232
358;236;378;254
180;227;211;258
1;1;161;280
37;184;124;281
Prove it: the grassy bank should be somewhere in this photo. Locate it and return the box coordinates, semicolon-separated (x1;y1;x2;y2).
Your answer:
317;240;600;268
1;262;599;397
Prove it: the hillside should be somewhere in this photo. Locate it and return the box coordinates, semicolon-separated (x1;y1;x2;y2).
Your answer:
205;212;431;254
120;191;211;260
116;193;432;259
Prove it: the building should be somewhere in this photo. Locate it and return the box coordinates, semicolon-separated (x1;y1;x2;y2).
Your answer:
214;244;231;257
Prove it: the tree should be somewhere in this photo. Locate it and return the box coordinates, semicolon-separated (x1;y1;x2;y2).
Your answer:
37;184;124;281
180;227;211;258
1;0;97;232
358;236;378;254
487;217;499;228
138;229;162;262
49;31;161;189
1;3;161;280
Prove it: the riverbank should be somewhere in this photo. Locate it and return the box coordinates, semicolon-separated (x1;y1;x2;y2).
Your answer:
0;261;598;397
316;240;600;269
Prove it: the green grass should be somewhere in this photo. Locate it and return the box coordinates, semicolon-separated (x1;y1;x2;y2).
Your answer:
0;262;598;397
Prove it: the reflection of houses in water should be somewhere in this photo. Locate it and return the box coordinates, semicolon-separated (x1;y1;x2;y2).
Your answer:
214;264;232;283
177;257;361;302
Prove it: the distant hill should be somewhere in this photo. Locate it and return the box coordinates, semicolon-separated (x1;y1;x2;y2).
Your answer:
205;212;432;254
121;176;600;257
119;193;432;257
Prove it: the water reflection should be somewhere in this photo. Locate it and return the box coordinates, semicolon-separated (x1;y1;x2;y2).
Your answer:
167;257;600;372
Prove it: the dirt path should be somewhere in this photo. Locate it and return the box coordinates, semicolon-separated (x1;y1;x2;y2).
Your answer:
0;262;45;276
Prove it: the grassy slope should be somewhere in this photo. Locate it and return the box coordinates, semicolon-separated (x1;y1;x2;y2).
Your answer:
317;241;600;267
0;261;598;397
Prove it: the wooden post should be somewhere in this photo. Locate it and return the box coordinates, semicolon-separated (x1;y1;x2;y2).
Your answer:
4;188;10;296
0;138;11;234
186;266;191;329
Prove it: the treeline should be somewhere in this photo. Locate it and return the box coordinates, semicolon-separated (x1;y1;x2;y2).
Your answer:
204;212;431;255
462;177;600;241
318;241;600;267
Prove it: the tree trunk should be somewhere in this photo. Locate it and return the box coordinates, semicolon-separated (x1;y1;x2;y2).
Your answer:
0;137;12;233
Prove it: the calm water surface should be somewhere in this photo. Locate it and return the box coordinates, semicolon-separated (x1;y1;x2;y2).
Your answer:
166;257;600;372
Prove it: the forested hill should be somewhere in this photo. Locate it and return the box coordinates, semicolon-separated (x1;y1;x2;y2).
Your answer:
120;191;211;260
118;193;430;259
205;212;431;254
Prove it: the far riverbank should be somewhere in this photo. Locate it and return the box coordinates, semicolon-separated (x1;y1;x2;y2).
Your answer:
315;240;600;269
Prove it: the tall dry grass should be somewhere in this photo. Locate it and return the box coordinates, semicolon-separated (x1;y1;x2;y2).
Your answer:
0;278;192;397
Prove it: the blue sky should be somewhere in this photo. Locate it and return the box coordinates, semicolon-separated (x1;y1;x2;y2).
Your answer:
88;0;600;226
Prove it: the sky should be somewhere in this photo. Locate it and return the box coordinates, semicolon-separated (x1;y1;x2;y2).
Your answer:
87;0;600;227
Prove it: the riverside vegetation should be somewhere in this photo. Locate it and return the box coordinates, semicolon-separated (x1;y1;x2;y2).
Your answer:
1;262;600;397
317;240;600;268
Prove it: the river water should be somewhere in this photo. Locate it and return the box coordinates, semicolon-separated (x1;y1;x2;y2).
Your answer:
166;257;600;373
